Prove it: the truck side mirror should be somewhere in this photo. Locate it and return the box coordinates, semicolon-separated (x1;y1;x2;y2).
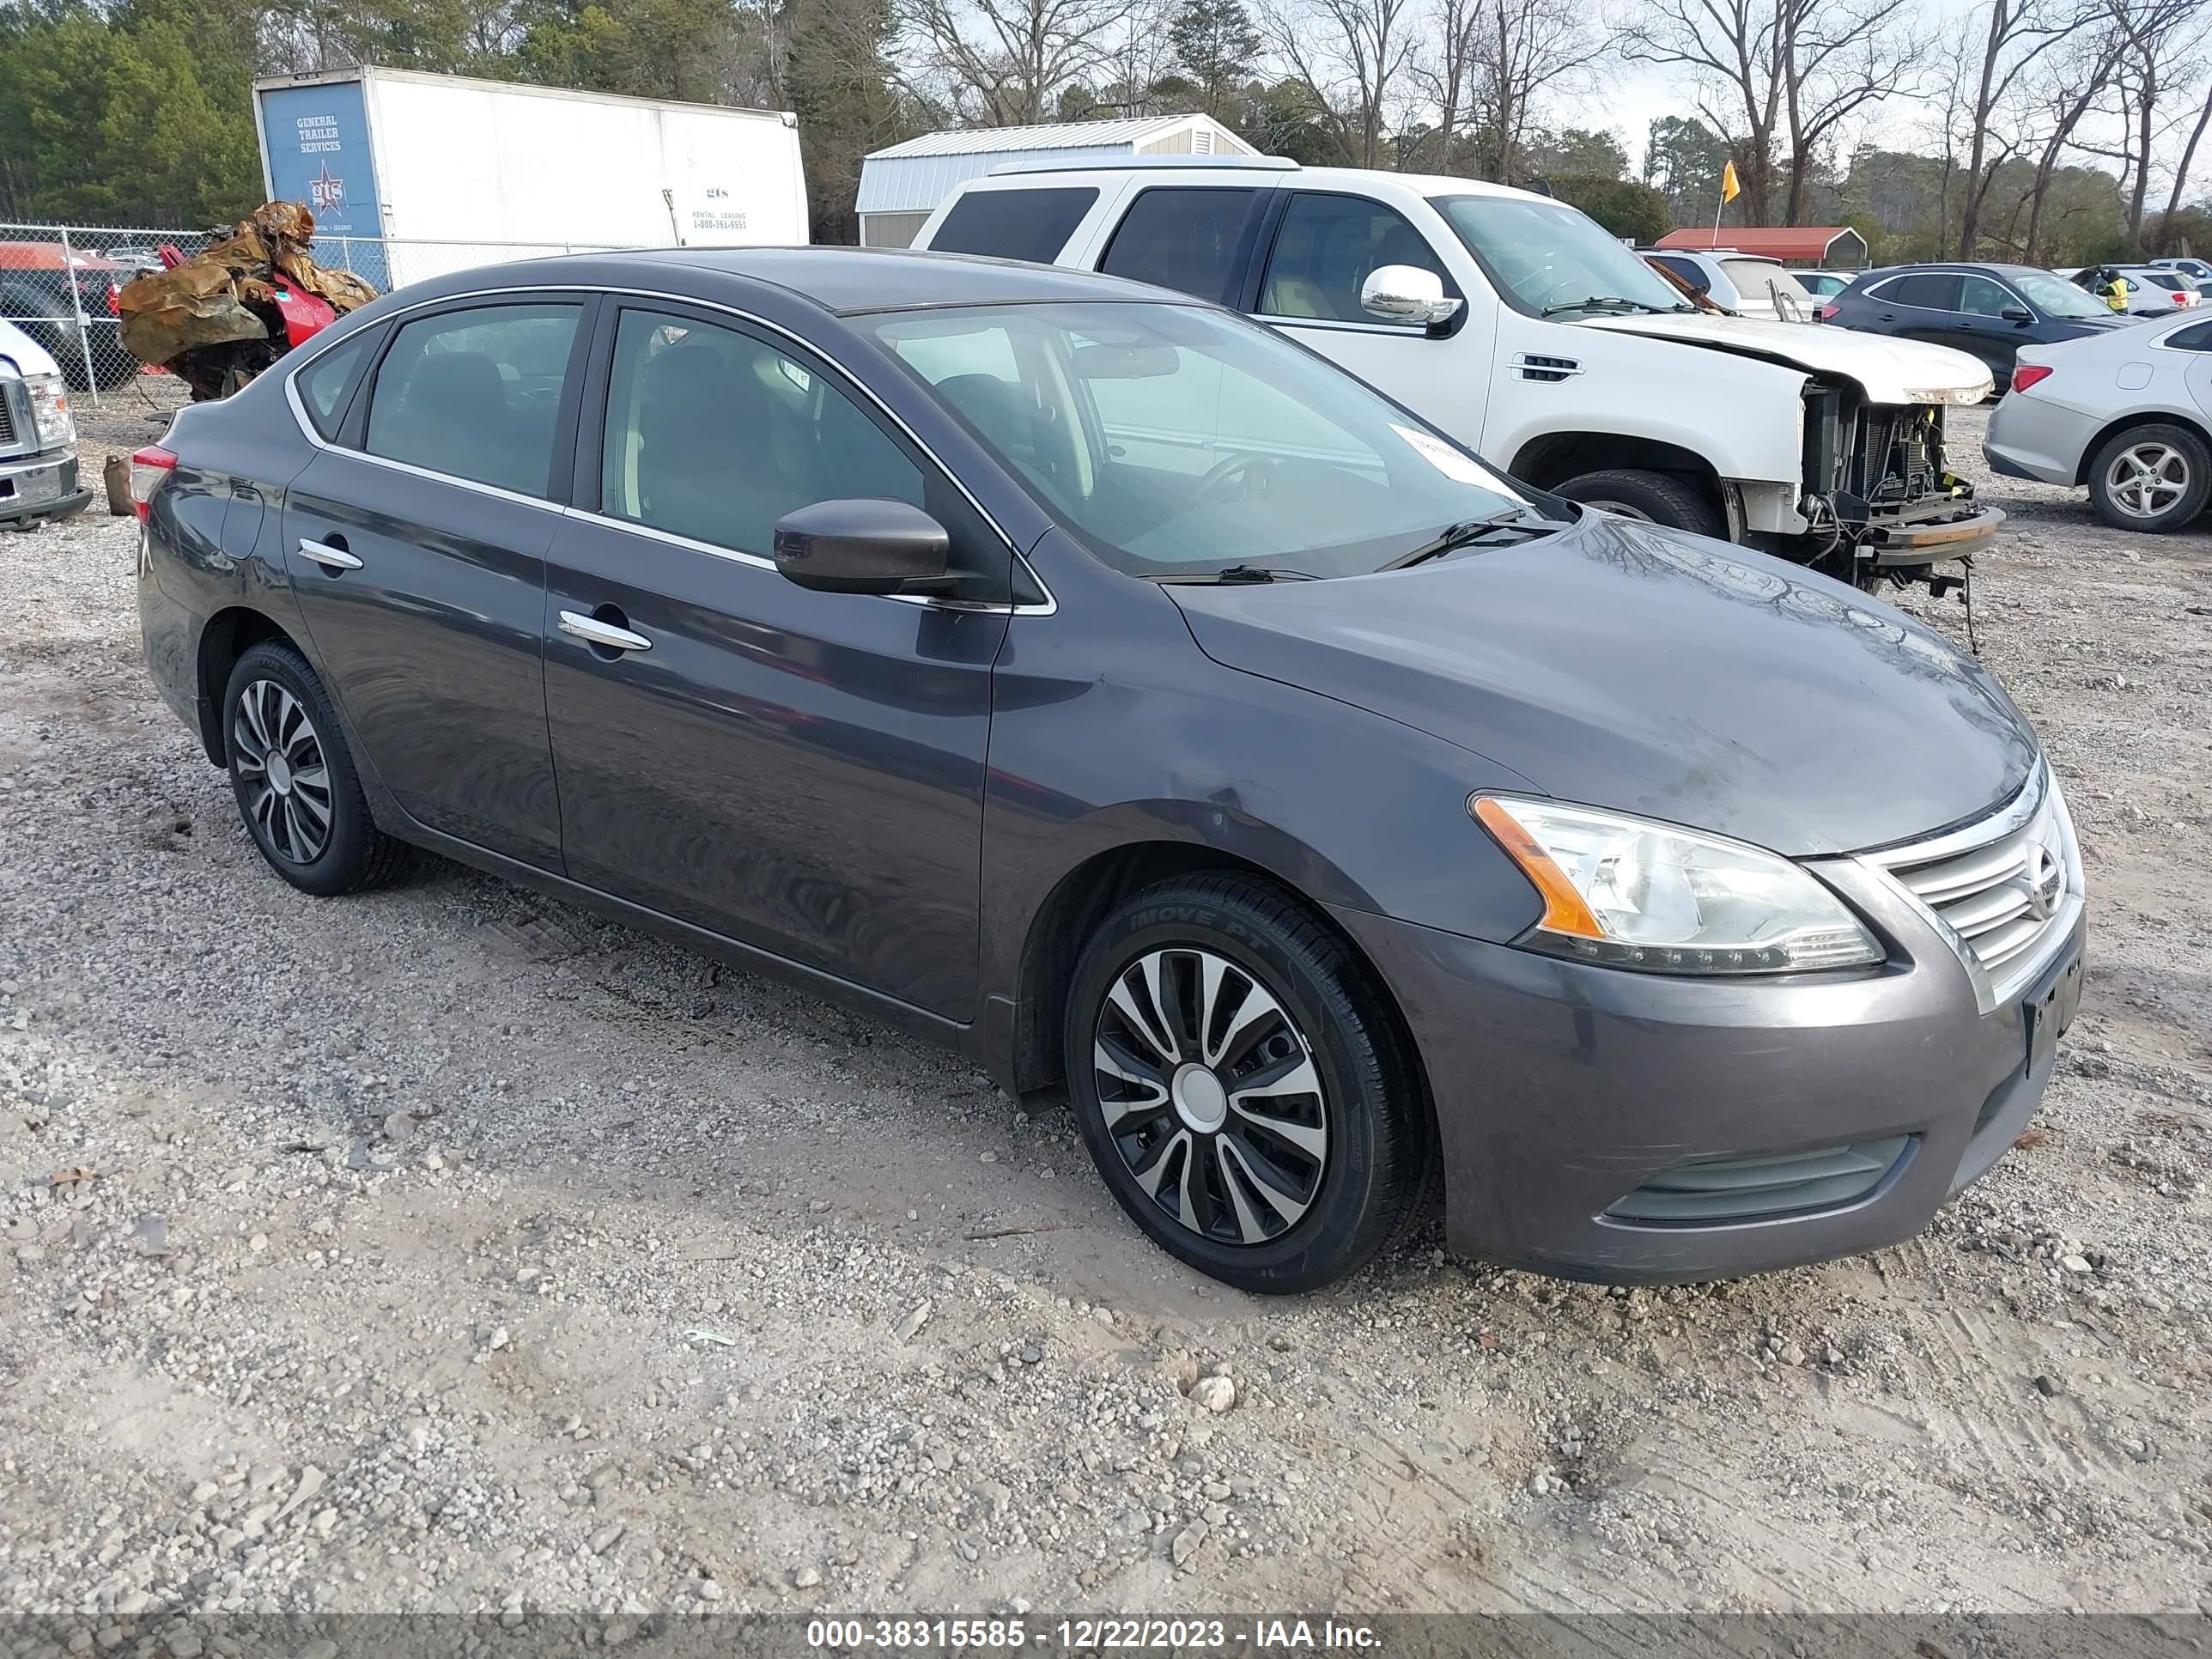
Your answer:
1360;265;1462;330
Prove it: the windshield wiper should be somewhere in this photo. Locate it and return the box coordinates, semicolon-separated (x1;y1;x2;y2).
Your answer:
1540;295;1677;316
1154;563;1320;585
1381;509;1565;570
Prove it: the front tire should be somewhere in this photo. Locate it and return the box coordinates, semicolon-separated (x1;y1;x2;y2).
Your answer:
1063;873;1428;1294
2086;422;2209;532
222;641;410;896
1551;468;1727;538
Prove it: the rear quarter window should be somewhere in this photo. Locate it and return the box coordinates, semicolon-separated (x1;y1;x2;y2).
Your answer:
931;188;1098;264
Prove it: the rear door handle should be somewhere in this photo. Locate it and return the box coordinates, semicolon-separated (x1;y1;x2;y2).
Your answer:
558;610;653;653
297;538;362;571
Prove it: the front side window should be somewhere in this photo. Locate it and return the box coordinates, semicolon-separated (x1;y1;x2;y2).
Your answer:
931;187;1098;264
869;300;1533;580
1259;193;1453;325
363;302;582;496
599;308;922;557
1959;275;2019;318
1100;187;1264;304
1430;193;1688;319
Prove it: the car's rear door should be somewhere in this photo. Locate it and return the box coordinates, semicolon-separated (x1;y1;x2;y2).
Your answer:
1863;271;1960;346
540;299;1011;1019
281;293;592;869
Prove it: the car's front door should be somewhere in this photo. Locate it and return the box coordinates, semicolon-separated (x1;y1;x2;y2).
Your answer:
1248;191;1489;447
1950;273;2031;382
541;301;1010;1018
282;295;590;868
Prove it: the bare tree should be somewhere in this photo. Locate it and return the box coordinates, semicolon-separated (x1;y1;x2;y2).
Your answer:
1620;0;1788;222
1263;0;1414;166
2097;0;2203;243
2152;73;2212;248
1465;0;1608;185
896;0;1125;125
1624;0;1920;225
1097;0;1183;114
1407;0;1482;170
2021;16;2127;259
1954;0;2094;256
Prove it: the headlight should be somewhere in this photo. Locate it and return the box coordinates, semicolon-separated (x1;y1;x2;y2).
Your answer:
1471;795;1882;975
27;374;74;450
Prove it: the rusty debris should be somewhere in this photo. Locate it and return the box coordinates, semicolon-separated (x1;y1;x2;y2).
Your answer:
116;202;377;399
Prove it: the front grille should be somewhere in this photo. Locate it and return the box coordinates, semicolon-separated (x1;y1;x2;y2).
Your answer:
0;382;20;453
1606;1135;1914;1224
1868;765;2081;997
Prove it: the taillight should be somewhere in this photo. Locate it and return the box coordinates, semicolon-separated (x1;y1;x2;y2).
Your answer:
1816;303;1837;321
129;446;177;520
2011;364;2053;393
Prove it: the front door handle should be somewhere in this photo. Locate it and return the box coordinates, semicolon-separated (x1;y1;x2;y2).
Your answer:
558;610;653;653
297;538;362;571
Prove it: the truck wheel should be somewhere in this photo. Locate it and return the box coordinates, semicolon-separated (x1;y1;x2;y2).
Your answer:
1553;470;1726;539
2087;422;2210;532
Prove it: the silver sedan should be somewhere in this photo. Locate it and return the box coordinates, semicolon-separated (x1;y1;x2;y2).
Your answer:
1984;309;2212;531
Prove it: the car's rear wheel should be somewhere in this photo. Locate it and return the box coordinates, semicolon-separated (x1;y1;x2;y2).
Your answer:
1063;873;1427;1293
2087;422;2210;532
1552;468;1727;538
222;641;410;896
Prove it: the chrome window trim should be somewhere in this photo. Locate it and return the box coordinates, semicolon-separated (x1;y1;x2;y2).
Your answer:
1853;761;2084;1015
281;282;1058;617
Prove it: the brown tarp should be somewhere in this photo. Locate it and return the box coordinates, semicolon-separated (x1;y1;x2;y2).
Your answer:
116;202;378;398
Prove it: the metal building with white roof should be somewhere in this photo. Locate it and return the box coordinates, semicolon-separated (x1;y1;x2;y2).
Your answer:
855;114;1257;248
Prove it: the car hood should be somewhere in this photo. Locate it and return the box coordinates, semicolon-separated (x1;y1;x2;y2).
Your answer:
0;318;62;379
1167;516;2037;857
1576;310;1993;404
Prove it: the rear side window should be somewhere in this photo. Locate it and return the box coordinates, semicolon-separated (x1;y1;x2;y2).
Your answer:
1099;187;1265;303
295;328;378;438
2162;320;2212;350
932;187;1097;264
1872;272;1961;311
1260;192;1451;325
363;302;583;497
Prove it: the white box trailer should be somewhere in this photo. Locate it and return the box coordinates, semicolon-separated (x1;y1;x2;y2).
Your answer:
252;68;807;289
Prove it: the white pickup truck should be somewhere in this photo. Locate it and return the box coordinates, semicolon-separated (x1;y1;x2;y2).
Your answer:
911;158;2001;590
0;318;90;529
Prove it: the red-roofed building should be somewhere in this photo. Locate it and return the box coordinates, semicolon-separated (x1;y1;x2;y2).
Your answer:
1655;227;1869;268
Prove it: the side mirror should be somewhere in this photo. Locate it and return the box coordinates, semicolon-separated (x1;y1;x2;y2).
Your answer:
2001;307;2034;324
1360;264;1462;329
774;498;950;595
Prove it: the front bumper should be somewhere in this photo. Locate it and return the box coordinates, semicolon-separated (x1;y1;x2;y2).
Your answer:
1331;870;2083;1284
0;449;91;527
1861;503;2006;566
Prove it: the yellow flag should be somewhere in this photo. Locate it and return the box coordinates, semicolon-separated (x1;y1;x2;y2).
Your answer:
1720;161;1741;204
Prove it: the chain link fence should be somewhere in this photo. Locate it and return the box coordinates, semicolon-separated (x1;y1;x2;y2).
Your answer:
1;221;629;404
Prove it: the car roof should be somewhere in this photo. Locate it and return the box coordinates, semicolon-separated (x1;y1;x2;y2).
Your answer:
954;158;1556;210
1858;262;2043;279
381;245;1177;318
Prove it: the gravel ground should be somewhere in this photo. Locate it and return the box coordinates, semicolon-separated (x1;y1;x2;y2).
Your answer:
1;402;2208;1629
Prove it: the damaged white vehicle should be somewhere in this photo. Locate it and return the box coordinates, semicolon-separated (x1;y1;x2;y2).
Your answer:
913;160;1997;591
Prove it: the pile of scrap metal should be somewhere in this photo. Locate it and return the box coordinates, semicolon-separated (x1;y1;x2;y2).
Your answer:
116;203;377;399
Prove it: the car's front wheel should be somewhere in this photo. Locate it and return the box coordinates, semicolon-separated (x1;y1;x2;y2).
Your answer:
2087;422;2210;532
222;641;410;896
1064;873;1428;1293
1551;468;1727;538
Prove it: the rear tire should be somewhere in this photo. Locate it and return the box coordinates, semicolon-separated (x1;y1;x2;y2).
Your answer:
1063;872;1428;1294
1552;468;1727;538
222;641;410;896
2086;422;2209;532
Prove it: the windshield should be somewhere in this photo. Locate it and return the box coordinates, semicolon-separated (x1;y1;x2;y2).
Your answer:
2012;268;2112;319
865;301;1536;580
1429;194;1690;319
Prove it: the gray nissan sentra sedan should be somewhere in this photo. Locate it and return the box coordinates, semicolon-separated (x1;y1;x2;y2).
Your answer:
132;249;2085;1293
